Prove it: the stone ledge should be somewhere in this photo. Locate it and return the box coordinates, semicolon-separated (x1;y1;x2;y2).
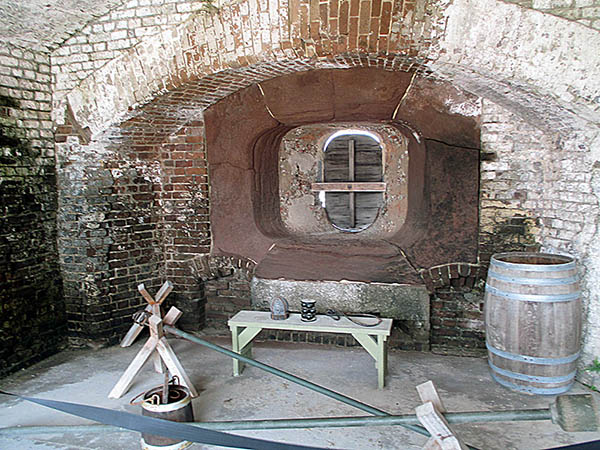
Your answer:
251;277;430;322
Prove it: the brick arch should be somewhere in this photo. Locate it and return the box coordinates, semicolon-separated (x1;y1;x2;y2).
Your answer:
60;0;600;143
431;0;600;134
102;55;426;146
64;0;443;139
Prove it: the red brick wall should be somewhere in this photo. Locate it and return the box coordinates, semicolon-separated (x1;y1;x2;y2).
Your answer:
422;264;487;355
161;121;210;329
205;271;252;328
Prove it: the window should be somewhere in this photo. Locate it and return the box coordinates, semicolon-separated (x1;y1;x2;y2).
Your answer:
311;130;385;232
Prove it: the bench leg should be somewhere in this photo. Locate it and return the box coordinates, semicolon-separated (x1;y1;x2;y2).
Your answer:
230;325;262;377
351;332;388;389
377;335;387;390
231;325;243;376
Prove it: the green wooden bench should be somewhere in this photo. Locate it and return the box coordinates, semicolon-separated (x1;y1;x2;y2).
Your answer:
228;310;393;389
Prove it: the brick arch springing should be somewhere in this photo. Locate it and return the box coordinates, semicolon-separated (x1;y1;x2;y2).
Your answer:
90;54;429;148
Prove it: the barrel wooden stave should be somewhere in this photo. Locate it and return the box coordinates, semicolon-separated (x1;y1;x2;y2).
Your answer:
484;252;581;395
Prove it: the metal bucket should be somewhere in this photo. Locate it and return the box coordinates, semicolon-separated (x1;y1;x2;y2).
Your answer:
140;385;194;449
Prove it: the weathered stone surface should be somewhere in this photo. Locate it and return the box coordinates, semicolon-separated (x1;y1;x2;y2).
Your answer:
254;238;422;284
431;0;600;133
260;70;337;124
204;84;281;262
251;277;430;321
400;139;480;268
278;123;409;237
0;0;125;50
260;69;414;125
396;78;482;149
206;67;481;280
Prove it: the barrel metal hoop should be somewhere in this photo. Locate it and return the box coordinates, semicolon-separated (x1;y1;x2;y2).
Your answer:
487;270;579;286
489;371;574;395
491;255;576;272
485;284;580;303
486;342;580;365
488;360;576;384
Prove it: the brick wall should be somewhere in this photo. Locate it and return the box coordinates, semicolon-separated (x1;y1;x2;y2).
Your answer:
57;0;444;134
205;270;252;328
260;323;429;350
427;0;600;375
55;133;165;346
161;120;210;330
0;43;65;376
480;101;547;261
428;99;600;358
480;100;598;257
421;264;486;354
55;116;211;345
52;0;216;96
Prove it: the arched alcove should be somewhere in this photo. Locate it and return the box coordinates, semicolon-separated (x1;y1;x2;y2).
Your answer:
203;67;480;283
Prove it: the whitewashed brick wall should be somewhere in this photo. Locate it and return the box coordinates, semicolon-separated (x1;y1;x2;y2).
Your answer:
51;0;215;96
481;99;600;382
504;0;600;30
480;100;599;256
0;43;53;151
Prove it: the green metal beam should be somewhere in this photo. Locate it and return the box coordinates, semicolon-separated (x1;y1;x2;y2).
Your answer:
0;409;552;436
164;325;428;437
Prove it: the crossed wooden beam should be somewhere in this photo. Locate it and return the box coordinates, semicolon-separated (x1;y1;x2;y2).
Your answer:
109;281;198;399
416;380;467;450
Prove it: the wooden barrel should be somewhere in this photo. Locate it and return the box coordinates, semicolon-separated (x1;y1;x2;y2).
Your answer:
484;252;581;395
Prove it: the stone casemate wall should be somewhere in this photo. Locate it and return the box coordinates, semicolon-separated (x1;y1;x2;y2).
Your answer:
0;43;65;376
202;68;480;351
37;0;600;385
504;0;600;30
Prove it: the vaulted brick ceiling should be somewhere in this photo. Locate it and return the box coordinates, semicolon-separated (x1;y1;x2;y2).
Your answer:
0;0;126;50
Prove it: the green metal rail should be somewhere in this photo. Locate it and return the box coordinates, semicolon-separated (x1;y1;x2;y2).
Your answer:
164;325;427;438
165;326;489;450
0;409;553;436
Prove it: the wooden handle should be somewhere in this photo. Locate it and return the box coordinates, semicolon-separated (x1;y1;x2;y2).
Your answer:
138;283;156;305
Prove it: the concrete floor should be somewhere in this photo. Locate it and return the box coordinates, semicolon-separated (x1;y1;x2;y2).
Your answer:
0;334;599;450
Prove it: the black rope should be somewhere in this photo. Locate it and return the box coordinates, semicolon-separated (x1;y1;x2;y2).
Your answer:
326;310;383;327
